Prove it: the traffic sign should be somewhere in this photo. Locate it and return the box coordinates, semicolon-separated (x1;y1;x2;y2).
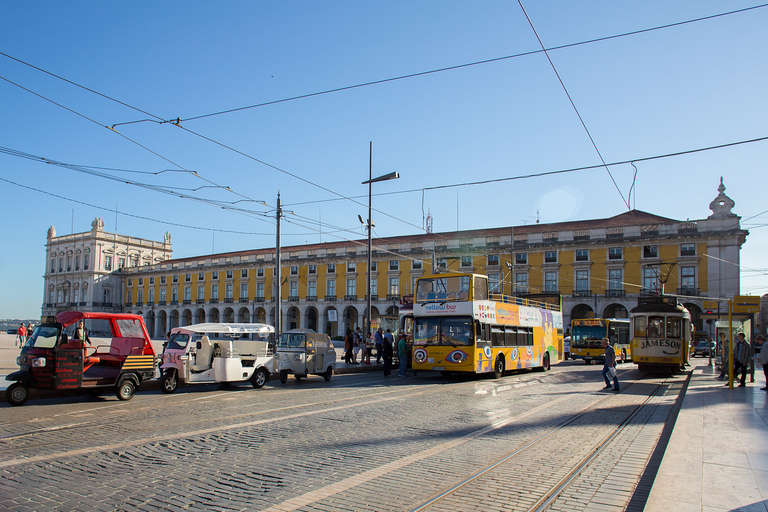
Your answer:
733;295;760;314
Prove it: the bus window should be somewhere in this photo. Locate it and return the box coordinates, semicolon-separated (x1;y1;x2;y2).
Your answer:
442;317;473;346
473;276;488;301
634;316;647;337
505;327;518;346
608;328;619;345
414;318;440;345
647;316;665;337
491;326;505;347
666;317;682;338
618;327;630;345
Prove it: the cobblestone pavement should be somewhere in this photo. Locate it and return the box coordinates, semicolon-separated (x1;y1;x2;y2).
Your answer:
0;361;688;511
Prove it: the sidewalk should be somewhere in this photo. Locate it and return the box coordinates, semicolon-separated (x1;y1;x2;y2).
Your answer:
645;360;768;512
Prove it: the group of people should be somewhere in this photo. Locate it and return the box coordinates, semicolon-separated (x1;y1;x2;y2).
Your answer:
343;327;410;377
14;322;33;347
717;332;768;390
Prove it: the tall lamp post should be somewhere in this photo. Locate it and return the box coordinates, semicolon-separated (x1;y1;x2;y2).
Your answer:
361;142;399;339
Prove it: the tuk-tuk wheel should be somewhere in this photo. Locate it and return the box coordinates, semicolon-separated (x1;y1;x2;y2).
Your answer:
161;370;178;394
116;379;136;401
7;382;30;406
251;368;269;388
279;370;288;384
323;367;333;382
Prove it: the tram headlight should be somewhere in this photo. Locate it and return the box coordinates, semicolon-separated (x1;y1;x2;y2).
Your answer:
32;357;47;368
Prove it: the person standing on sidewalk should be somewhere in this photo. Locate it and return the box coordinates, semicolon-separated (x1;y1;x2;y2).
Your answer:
397;333;408;377
343;329;353;364
374;327;384;364
352;327;362;364
382;329;394;377
755;335;768;391
601;337;619;391
16;323;27;347
732;332;752;387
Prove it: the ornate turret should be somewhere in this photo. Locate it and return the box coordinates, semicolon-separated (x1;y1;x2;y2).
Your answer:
708;177;737;219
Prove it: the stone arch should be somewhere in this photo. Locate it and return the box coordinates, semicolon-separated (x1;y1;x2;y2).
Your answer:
287;306;301;330
602;303;628;319
342;305;359;334
570;304;594;321
254;307;267;324
169;309;180;330
222;307;234;323
157;310;168;337
683;302;703;334
182;309;193;326
146;311;156;338
195;308;206;324
323;306;339;338
237;307;250;323
305;306;319;332
208;308;220;323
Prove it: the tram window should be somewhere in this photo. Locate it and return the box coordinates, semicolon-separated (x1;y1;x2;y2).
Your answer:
634;316;647;337
666;317;682;338
491;327;505;347
647;316;665;337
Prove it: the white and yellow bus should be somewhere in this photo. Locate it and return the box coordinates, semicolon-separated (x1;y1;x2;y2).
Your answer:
411;273;563;377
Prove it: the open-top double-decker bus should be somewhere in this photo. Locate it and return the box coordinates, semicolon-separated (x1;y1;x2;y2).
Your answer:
410;273;563;377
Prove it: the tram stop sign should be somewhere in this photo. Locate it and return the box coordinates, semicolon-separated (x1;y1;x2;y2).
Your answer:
733;295;760;314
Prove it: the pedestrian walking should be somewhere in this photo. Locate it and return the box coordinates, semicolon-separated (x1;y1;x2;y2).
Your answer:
601;337;619;391
26;323;33;341
16;322;26;347
756;335;768;391
352;327;362;364
374;327;384;364
397;333;408;377
363;331;372;365
731;332;752;387
344;329;353;364
382;329;394;377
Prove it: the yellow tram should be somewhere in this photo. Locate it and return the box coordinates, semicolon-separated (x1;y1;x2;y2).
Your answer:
629;295;691;372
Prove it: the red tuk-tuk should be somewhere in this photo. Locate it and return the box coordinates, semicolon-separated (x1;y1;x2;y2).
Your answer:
6;312;157;406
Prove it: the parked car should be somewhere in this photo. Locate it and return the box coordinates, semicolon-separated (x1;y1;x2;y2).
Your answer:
693;340;715;357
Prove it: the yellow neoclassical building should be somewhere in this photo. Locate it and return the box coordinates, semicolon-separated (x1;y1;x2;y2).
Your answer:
44;181;747;339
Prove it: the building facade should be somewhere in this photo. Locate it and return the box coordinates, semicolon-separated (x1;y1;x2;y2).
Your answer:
43;182;748;340
42;217;173;317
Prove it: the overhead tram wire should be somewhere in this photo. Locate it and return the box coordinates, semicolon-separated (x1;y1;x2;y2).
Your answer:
95;3;768;127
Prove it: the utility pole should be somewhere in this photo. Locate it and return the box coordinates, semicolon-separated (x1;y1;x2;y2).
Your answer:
275;192;282;339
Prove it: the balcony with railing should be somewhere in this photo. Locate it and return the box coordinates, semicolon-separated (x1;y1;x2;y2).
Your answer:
605;289;625;298
572;290;592;298
325;295;337;302
224;297;233;303
288;295;300;302
344;295;358;301
677;287;700;296
209;298;219;304
196;298;205;304
306;295;317;301
254;297;265;303
239;298;249;303
387;294;401;301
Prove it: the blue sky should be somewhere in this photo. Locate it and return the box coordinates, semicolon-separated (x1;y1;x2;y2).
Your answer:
1;1;766;319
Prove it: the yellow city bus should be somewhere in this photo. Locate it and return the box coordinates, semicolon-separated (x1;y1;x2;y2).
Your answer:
410;273;563;378
570;318;631;364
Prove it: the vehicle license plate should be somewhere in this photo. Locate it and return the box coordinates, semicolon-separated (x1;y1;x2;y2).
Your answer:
433;366;445;371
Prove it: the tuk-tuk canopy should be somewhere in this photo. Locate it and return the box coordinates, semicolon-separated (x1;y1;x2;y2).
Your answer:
171;323;275;336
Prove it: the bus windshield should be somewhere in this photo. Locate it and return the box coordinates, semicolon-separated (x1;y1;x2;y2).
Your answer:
571;325;606;348
416;276;470;302
414;316;473;346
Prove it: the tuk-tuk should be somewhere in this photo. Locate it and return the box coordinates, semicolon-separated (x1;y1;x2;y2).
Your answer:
6;312;157;406
275;328;336;383
160;323;274;393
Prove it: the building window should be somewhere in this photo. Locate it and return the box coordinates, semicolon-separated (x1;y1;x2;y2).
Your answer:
608;269;622;290
545;271;558;292
224;284;232;300
66;256;72;272
160;288;166;302
575;270;589;292
347;262;356;273
412;260;422;270
118;258;125;269
327;264;336;274
241;283;248;299
290;281;298;298
161;276;167;285
681;244;696;256
489;273;501;293
59;258;63;272
256;282;265;300
460;276;470;293
346;278;356;297
681;266;696;290
643;245;658;259
51;258;56;273
172;275;178;283
371;261;377;271
137;290;143;304
515;272;528;293
127;279;133;286
389;260;399;271
184;286;191;301
609;247;622;260
226;270;233;279
129;257;137;267
186;273;192;282
197;285;204;301
149;277;155;285
308;281;317;297
326;279;336;297
212;271;219;280
487;254;499;266
75;255;80;271
436;258;447;270
575;250;589;262
74;289;79;303
461;256;472;268
241;269;248;278
104;289;111;304
211;284;219;300
104;256;112;271
515;253;527;265
171;287;177;302
138;278;143;286
308;265;317;274
643;267;659;293
370;278;377;296
148;289;154;303
257;268;264;277
544;251;557;263
389;277;399;296
83;256;89;270
291;266;299;275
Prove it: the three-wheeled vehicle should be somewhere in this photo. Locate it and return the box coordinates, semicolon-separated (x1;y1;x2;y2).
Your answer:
6;312;157;406
275;328;336;383
159;323;275;393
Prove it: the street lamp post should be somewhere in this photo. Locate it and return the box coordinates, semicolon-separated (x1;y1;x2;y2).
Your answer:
361;142;399;340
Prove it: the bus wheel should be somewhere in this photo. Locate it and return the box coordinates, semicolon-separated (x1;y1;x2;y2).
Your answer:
161;370;178;394
542;353;550;371
7;382;29;406
493;357;505;379
251;368;269;388
279;370;288;384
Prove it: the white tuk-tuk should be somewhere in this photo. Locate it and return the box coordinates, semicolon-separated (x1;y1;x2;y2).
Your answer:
160;323;274;393
275;328;336;383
